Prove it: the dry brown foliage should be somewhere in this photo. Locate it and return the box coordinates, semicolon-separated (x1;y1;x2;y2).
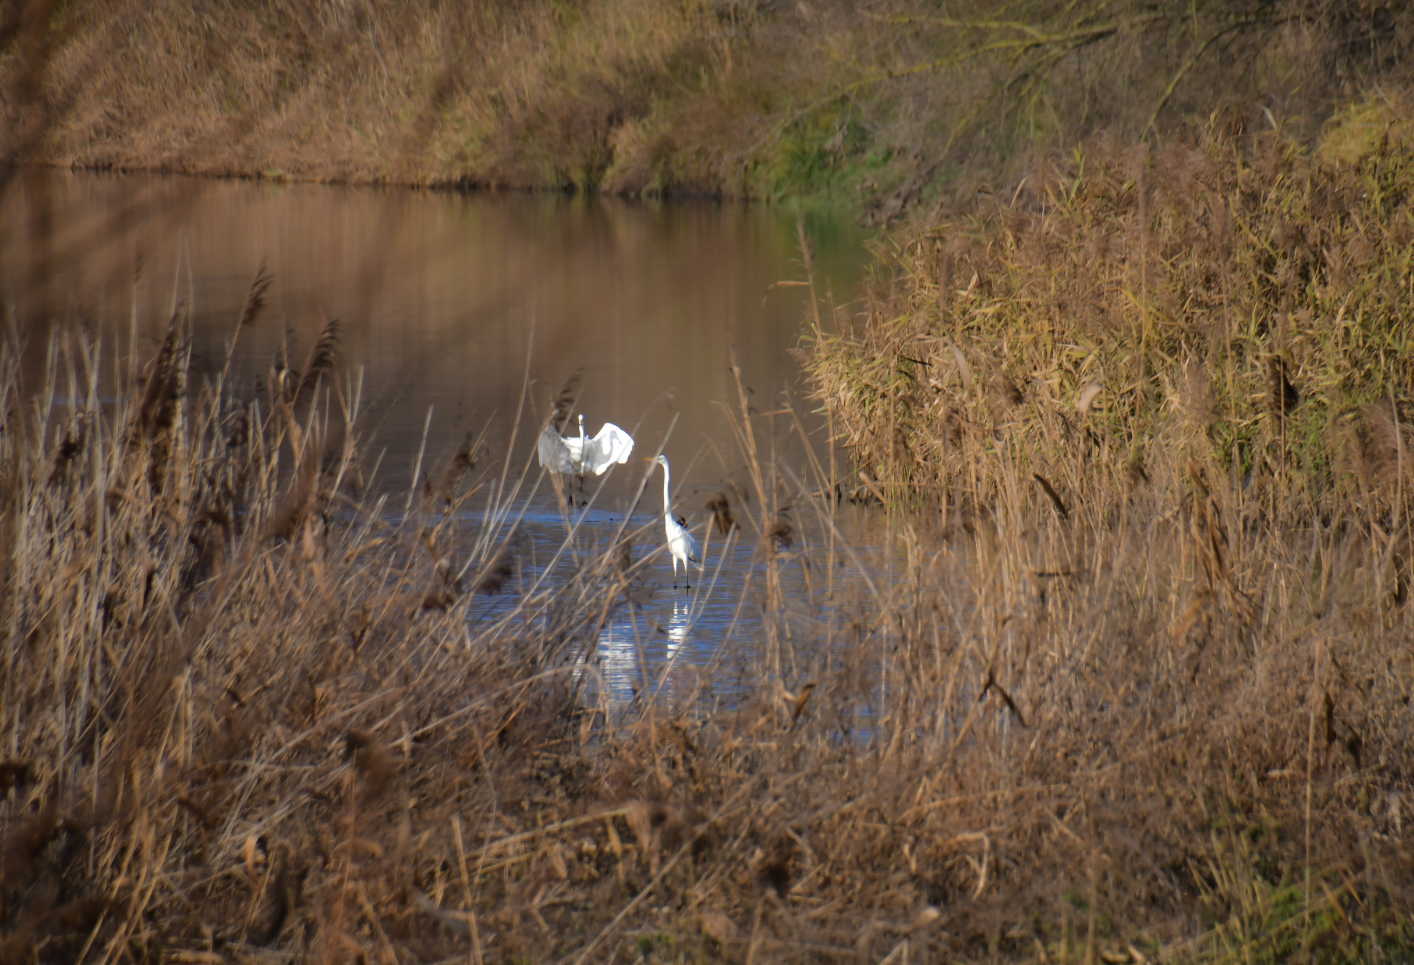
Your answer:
3;0;1412;208
1;306;1412;963
812;94;1414;532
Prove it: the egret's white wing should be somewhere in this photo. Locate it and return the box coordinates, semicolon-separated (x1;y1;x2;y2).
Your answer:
666;515;704;567
537;426;576;474
536;426;559;468
682;528;704;567
585;422;635;475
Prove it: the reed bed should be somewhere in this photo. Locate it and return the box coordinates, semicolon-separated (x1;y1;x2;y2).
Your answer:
810;93;1414;522
803;97;1414;959
2;268;1411;965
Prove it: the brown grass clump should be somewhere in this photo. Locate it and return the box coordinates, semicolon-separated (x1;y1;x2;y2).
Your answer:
811;93;1414;530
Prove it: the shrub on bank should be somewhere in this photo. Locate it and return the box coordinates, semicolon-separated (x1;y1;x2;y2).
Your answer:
810;92;1414;528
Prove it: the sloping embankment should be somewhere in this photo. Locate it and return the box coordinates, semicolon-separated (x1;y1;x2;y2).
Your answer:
2;0;1409;212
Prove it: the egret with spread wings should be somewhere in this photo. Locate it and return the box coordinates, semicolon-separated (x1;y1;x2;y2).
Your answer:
537;413;635;476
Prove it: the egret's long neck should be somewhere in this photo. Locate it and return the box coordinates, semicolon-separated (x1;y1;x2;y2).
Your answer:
660;462;672;515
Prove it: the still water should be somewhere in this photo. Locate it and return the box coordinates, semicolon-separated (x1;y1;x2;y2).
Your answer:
2;169;893;711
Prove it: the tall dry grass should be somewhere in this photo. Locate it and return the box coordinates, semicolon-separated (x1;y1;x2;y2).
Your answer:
811;92;1414;526
2;252;1412;963
803;95;1414;958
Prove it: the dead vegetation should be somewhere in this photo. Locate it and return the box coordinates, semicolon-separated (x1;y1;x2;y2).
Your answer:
799;93;1414;960
811;92;1414;527
2;247;1413;963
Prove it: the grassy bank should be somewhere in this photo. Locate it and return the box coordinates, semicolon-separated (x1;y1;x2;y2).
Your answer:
3;278;1413;962
2;1;1411;212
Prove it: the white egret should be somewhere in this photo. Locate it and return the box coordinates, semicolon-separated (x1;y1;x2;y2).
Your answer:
645;454;703;589
537;413;635;476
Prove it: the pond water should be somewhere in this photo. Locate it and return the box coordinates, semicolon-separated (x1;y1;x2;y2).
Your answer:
2;169;900;712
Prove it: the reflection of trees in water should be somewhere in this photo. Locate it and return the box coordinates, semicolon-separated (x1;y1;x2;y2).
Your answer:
1;166;856;493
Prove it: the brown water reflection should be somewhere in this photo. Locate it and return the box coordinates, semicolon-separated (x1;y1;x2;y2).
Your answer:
2;169;864;488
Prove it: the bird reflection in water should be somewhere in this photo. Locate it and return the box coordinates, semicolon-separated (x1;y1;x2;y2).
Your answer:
667;598;691;649
654;598;698;706
583;597;697;711
589;607;645;707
